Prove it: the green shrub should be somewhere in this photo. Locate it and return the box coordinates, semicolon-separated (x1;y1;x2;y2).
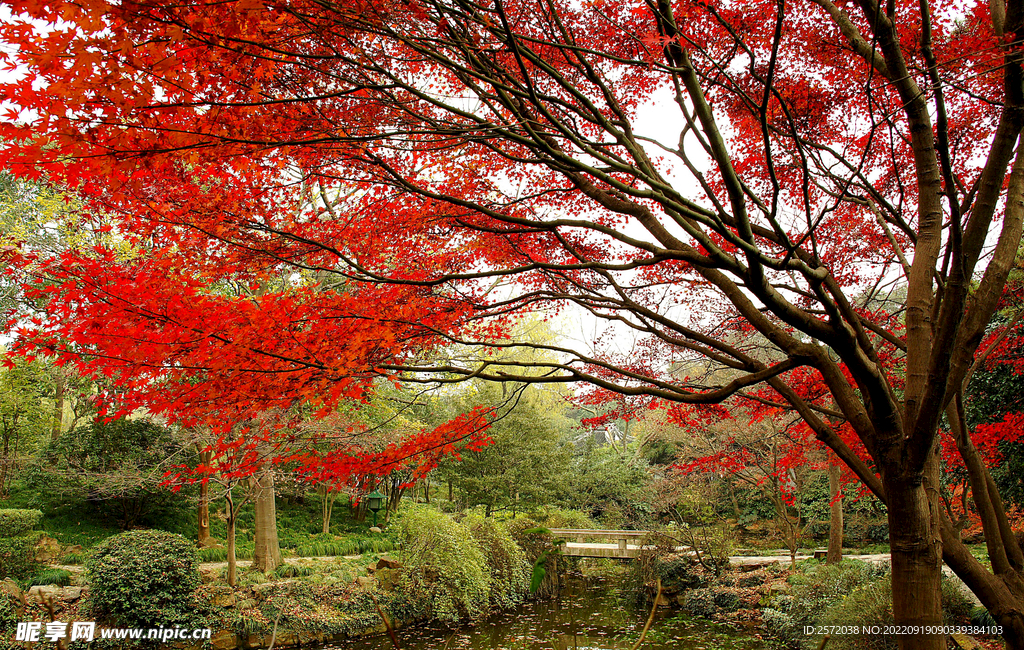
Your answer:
0;586;16;634
537;508;597;531
785;560;879;632
761;607;799;647
87;530;201;629
821;575;976;650
464;514;530;609
970;605;999;628
0;509;41;537
27;568;72;587
397;505;490;622
681;588;717;618
713;588;741;611
0;533;39;579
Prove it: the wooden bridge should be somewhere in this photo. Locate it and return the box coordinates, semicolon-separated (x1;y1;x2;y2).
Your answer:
548;528;678;559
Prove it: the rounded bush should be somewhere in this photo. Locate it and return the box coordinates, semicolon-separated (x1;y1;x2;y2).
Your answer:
713;588;741;611
86;529;200;628
0;509;42;537
761;607;798;647
681;587;717;618
0;534;40;580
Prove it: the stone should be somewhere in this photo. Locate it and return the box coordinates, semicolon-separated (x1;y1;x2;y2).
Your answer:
369;526;382;533
200;537;224;549
375;557;403;571
375;567;402;591
1;578;23;601
33;535;61;563
354;576;374;588
60;586;84;602
949;634;981;650
208;586;236;608
26;585;58;604
210;630;239;650
737;560;779;572
365;565;375;575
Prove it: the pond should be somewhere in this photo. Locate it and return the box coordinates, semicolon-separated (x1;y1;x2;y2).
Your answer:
329;577;765;650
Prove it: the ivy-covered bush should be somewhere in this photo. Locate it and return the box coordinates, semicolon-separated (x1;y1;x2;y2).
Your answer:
0;534;39;579
464;514;530;609
0;509;41;537
396;506;491;622
86;530;201;629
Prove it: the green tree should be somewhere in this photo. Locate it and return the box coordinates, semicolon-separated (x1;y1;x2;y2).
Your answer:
441;382;574;516
24;419;190;528
0;359;50;498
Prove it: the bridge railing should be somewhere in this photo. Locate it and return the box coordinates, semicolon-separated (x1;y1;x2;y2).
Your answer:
547;528;652;554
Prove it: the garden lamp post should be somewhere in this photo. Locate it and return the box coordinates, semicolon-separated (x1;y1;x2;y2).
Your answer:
365;490;385;528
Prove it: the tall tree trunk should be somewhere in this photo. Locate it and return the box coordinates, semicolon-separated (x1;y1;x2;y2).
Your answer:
197;450;212;547
886;455;946;650
225;490;237;588
827;460;843;564
51;365;64;439
251;470;282;572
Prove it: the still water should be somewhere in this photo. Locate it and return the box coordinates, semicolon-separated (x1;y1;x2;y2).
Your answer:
331;578;765;650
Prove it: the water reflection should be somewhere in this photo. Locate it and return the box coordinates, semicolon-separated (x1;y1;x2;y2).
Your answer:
328;578;764;650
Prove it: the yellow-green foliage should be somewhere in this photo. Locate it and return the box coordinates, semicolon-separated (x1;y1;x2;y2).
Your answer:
463;514;530;609
396;506;491;622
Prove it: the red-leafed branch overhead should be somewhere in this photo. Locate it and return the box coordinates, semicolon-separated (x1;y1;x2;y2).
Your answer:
3;0;1024;644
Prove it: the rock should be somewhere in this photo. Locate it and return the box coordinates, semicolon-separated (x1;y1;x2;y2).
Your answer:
366;565;375;575
210;630;239;650
376;567;402;591
354;576;375;588
208;585;236;608
201;570;219;584
26;585;59;604
375;557;403;571
1;578;23;601
200;537;224;549
62;544;83;558
60;586;83;602
949;634;981;650
737;560;779;572
33;535;61;563
369;526;382;533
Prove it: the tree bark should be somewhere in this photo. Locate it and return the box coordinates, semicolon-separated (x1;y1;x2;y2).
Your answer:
827;461;843;564
51;365;64;440
886;456;946;650
197;449;212;547
225;489;237;588
251;470;283;573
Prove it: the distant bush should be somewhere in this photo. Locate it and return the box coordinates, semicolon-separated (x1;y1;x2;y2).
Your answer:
87;530;201;629
0;534;39;579
536;508;597;531
397;506;490;622
0;509;41;537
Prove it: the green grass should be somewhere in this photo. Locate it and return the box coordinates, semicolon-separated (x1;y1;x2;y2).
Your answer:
199;545;254;562
295;536;396;557
27;568;73;587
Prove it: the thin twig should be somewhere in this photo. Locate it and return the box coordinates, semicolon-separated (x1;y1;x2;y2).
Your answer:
266;612;282;650
369;592;402;649
629;578;662;650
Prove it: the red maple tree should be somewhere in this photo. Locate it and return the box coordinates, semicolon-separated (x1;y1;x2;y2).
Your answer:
1;0;1023;646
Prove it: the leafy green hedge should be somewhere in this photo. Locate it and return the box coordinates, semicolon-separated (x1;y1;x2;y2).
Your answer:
397;505;491;622
87;530;201;629
0;534;40;579
0;509;42;537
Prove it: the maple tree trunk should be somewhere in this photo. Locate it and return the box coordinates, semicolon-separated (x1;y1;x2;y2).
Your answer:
197;449;212;547
251;470;282;572
827;461;843;564
885;458;945;650
51;365;64;439
225;490;237;588
197;485;211;547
